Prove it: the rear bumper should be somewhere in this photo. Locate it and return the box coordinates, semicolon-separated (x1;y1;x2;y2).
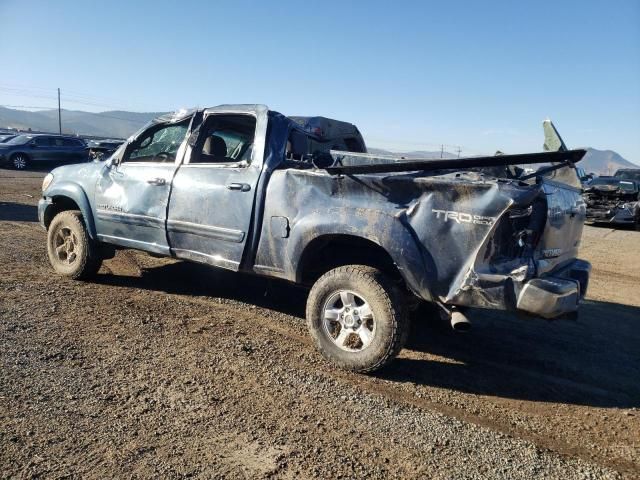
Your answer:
516;259;591;319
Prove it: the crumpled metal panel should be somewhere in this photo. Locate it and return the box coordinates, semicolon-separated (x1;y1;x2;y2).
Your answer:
254;148;585;311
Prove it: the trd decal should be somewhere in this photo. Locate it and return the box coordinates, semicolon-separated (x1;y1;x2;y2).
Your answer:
432;209;497;226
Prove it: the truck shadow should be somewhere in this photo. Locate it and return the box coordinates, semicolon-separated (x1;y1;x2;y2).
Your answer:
0;202;38;222
384;300;640;408
96;258;308;318
95;259;639;409
587;222;638;232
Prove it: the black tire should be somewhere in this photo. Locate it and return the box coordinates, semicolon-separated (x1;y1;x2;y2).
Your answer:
10;153;30;170
306;265;409;373
47;210;102;279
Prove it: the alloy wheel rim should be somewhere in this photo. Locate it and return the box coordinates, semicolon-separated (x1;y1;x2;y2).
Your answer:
54;227;79;264
322;290;375;352
13;156;26;169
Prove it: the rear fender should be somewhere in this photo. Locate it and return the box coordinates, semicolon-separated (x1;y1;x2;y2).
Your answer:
288;208;435;300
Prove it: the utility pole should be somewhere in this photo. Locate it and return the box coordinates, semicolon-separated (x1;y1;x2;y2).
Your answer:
456;146;462;158
57;88;62;134
440;144;444;158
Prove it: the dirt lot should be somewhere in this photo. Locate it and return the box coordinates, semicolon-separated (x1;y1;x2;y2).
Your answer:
1;168;639;479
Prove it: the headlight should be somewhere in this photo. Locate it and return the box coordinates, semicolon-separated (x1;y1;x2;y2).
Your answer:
42;173;54;192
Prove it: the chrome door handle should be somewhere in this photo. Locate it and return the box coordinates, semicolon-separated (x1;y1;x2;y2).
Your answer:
227;183;251;192
147;177;166;186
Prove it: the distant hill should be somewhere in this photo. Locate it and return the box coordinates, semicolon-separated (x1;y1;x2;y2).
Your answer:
368;147;457;159
0;106;165;139
1;107;636;174
578;148;637;175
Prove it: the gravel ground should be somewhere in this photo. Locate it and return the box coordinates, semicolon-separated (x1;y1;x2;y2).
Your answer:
1;168;638;479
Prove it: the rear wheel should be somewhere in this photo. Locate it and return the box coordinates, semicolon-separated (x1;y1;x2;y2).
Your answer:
306;265;409;373
11;153;29;170
47;210;102;279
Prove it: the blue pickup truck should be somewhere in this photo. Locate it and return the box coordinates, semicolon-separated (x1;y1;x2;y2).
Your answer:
39;105;591;372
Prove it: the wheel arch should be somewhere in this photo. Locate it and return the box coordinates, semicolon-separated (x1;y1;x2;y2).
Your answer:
287;209;435;301
44;183;96;239
297;234;402;286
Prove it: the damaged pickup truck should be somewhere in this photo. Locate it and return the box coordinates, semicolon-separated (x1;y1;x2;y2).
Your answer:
39;105;591;372
583;171;640;229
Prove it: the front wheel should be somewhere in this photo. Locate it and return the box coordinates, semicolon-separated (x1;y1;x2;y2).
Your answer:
47;210;102;279
306;265;409;373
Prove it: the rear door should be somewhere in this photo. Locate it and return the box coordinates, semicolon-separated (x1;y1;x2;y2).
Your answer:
94;118;191;254
166;106;268;270
50;137;67;163
62;137;86;163
30;136;53;161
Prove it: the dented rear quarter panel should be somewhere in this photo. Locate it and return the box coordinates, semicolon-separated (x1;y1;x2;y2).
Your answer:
253;166;571;308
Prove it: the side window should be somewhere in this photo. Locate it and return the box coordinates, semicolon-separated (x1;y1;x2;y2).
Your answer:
190;115;256;164
52;138;64;147
63;138;83;147
34;137;51;147
344;137;365;153
123;120;189;163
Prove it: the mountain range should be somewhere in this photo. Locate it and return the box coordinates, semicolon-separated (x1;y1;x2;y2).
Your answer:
0;106;162;139
0;106;636;174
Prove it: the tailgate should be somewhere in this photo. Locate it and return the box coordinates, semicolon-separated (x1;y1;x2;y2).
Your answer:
535;179;586;275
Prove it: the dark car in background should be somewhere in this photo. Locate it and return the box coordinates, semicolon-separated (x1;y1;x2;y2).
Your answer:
86;138;124;161
613;168;640;182
583;176;640;229
0;134;89;170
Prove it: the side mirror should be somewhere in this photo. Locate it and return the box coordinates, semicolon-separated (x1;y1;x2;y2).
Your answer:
105;157;116;168
30;143;37;148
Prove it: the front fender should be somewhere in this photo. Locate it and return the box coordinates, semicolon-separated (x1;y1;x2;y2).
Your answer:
44;182;97;239
287;207;436;300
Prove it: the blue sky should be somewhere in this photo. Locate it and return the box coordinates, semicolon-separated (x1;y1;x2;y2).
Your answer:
1;0;639;160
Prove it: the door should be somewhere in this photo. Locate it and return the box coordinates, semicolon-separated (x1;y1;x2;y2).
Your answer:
50;137;67;163
30;136;53;161
94;118;191;254
62;137;86;163
166;107;268;270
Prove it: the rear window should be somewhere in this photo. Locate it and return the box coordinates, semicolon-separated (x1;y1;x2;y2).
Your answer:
344;137;366;153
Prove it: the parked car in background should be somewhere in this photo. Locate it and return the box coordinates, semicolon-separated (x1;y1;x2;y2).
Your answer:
86;138;124;161
613;168;640;182
0;134;89;170
583;176;640;229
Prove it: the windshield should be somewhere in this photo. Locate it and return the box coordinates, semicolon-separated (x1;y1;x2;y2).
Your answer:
4;135;32;145
614;170;640;181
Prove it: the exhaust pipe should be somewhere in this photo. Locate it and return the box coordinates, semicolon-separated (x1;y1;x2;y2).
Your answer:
450;308;471;332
